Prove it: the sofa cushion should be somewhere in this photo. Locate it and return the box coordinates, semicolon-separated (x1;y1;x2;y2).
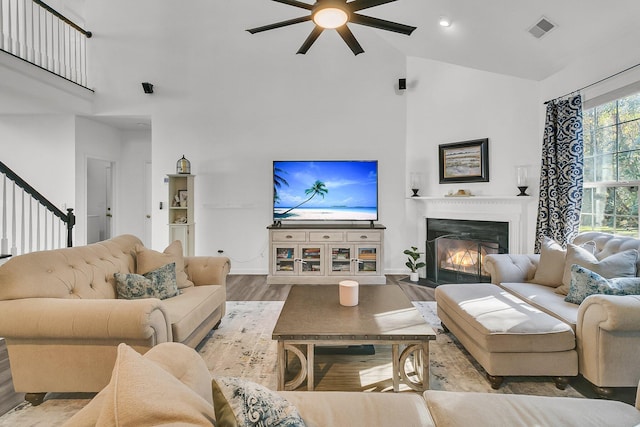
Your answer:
93;343;215;426
115;262;179;300
498;282;579;329
557;244;638;294
435;284;575;353
211;376;305;427
566;264;640;304
424;389;640;427
161;284;226;343
136;240;194;289
280;391;435;427
531;236;567;287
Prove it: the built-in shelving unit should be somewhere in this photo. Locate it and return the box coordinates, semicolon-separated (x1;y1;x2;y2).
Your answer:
267;224;386;285
167;174;195;256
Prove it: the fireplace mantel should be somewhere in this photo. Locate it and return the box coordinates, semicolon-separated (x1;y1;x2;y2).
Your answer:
410;195;538;254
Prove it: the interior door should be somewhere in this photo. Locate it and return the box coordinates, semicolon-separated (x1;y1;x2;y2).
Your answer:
87;158;115;244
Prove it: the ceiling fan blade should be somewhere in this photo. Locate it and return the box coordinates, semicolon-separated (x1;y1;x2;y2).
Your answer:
349;0;397;12
272;0;313;10
336;26;364;55
297;26;324;54
350;13;416;35
247;16;311;34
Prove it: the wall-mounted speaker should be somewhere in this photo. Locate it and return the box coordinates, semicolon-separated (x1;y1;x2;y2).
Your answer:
399;78;406;90
141;82;154;94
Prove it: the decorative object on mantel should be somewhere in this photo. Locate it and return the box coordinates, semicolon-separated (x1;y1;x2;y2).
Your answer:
410;172;424;197
439;138;489;183
445;189;473;197
516;165;530;196
404;246;426;282
176;155;191;174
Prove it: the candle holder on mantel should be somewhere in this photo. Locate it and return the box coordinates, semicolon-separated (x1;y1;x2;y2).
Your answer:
516;166;529;196
410;172;423;197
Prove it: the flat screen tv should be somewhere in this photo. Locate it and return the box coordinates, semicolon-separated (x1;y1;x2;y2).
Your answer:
273;160;378;223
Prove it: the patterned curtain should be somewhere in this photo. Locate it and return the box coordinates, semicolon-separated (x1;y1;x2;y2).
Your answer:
535;95;584;252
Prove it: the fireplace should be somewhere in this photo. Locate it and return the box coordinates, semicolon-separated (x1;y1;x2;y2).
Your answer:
426;218;509;284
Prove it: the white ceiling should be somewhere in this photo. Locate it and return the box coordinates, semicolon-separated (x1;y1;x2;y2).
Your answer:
241;0;640;81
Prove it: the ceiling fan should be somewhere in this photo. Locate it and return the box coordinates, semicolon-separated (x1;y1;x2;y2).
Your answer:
247;0;416;55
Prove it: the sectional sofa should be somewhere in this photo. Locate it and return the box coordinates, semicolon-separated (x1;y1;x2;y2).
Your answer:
0;234;230;405
436;231;640;395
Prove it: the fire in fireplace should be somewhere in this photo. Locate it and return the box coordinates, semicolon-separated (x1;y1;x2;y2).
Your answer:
426;218;508;284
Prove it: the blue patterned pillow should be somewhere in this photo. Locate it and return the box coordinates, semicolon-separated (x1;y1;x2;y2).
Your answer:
115;262;179;300
565;264;640;305
211;376;306;427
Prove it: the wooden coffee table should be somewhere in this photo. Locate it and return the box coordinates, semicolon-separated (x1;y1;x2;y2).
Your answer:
272;284;436;392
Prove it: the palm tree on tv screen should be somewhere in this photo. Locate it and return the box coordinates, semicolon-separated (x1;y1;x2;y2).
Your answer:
273;167;289;205
281;180;328;215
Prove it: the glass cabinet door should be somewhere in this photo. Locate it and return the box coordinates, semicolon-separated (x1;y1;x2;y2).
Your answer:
300;246;324;275
356;245;379;275
274;245;296;275
330;246;353;275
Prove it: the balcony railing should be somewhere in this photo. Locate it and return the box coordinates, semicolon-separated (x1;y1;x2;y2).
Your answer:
0;0;91;87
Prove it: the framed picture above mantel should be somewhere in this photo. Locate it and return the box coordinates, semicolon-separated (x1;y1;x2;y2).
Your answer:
439;138;489;184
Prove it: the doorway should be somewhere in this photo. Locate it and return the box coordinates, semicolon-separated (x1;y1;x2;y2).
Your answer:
87;158;114;244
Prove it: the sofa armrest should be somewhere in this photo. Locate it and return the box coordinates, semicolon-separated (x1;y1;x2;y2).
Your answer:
0;298;172;342
484;254;539;284
184;256;230;287
578;294;640;332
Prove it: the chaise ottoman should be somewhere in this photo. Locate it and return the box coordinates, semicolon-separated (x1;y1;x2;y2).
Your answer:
435;283;578;389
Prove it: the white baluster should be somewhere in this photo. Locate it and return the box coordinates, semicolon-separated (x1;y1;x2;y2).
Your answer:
50;211;54;249
0;0;5;51
28;197;32;252
28;0;34;62
7;0;14;54
81;32;86;86
11;181;16;255
36;203;40;251
20;189;25;254
58;219;61;248
19;0;26;58
1;175;7;255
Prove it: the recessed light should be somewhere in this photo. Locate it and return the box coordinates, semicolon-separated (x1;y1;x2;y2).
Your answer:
439;17;451;27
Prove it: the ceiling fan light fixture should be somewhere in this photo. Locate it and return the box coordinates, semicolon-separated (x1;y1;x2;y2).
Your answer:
312;3;349;29
439;16;451;27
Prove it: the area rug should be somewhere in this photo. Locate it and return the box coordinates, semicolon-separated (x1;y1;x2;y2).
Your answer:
0;301;589;426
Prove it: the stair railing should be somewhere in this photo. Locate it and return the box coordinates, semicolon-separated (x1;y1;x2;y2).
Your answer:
0;0;92;87
0;161;74;257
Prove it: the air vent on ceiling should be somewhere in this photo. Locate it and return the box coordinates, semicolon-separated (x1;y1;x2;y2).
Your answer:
528;17;555;39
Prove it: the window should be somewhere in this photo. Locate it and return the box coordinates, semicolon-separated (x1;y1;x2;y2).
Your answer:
580;92;640;237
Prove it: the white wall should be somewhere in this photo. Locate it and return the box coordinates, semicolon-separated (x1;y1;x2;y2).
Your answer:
84;0;409;274
0;115;76;208
404;58;541;256
118;130;152;243
75;117;150;246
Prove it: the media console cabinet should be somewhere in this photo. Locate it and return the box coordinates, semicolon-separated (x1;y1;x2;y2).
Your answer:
267;224;386;285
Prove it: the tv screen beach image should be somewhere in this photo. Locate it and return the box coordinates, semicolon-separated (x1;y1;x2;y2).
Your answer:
273;161;378;221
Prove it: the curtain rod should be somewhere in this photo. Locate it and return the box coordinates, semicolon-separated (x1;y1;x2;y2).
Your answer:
544;62;640;105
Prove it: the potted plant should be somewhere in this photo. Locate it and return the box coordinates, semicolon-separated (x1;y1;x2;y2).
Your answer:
404;246;426;282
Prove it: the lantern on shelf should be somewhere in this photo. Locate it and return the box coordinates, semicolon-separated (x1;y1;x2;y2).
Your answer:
176;155;191;174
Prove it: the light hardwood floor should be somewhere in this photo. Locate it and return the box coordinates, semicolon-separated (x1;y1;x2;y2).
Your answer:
226;274;436;302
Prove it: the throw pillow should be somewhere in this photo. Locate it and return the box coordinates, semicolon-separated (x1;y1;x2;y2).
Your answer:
115;262;179;300
211;376;306;427
94;343;216;426
566;264;640;304
531;236;567;287
555;245;638;295
136;240;194;289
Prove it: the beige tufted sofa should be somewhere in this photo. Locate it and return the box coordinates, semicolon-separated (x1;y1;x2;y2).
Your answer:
0;234;230;405
440;232;640;396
